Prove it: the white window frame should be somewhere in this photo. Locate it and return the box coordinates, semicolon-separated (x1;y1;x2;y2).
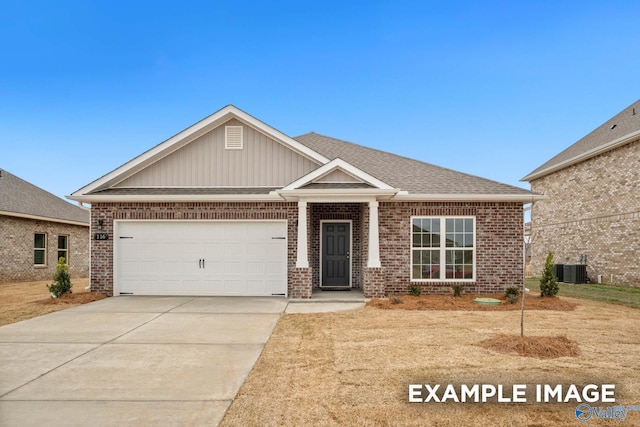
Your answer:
410;216;476;282
34;233;47;266
57;235;69;265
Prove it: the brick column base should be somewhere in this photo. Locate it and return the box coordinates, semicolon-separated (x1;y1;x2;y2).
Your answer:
364;267;385;298
290;267;312;299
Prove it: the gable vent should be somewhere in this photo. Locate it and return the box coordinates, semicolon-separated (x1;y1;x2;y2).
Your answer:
225;126;243;149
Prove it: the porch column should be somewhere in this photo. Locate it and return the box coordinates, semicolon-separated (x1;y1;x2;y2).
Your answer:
367;200;381;268
296;201;309;268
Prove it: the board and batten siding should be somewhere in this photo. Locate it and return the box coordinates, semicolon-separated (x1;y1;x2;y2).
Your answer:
315;169;362;183
115;119;320;187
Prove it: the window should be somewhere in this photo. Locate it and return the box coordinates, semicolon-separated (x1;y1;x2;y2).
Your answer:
411;217;475;281
34;233;47;265
58;235;69;264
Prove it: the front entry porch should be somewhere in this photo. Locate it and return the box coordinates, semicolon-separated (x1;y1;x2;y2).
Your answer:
290;200;385;299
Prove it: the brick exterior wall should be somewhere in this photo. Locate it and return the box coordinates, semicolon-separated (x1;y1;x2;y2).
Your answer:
0;214;89;283
90;202;302;296
530;139;640;286
89;200;523;297
378;202;524;295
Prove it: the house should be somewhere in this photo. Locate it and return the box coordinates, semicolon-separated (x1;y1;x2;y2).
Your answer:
0;169;90;282
69;105;537;298
522;99;640;286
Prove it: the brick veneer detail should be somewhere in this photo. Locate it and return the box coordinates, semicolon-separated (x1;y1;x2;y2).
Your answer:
530;139;640;285
378;201;524;294
90;201;523;297
0;215;89;283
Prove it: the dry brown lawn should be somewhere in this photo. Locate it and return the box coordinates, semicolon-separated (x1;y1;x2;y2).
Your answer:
221;298;640;427
368;293;577;311
0;278;105;326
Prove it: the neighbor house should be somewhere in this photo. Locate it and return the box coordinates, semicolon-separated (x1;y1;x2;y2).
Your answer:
0;169;90;282
69;105;538;298
522;99;640;286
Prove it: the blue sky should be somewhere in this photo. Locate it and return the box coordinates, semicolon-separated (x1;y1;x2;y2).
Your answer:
2;1;639;201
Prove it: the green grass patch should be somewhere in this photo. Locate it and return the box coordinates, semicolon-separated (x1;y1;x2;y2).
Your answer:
525;277;640;309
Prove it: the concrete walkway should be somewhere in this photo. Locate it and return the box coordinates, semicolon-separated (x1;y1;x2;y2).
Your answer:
0;294;364;426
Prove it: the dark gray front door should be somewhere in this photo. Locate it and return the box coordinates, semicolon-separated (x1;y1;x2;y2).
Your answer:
322;222;350;287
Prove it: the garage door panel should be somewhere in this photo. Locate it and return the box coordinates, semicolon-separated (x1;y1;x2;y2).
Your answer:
116;221;287;296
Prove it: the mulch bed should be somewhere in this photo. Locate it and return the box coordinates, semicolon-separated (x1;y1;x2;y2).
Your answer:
478;334;580;359
367;293;577;311
35;291;106;306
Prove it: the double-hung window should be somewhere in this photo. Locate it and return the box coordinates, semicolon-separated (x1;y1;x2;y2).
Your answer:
34;233;47;266
411;217;475;281
58;235;69;264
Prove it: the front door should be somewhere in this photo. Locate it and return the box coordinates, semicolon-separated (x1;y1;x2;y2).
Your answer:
321;222;351;287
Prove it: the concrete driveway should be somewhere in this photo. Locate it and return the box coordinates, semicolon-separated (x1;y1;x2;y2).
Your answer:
0;296;288;427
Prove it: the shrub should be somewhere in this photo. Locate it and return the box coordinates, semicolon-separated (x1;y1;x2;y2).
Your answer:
452;284;464;297
539;251;559;297
47;257;72;298
390;296;403;304
505;286;520;304
407;283;422;296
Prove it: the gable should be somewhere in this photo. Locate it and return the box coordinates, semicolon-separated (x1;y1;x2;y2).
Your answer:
114;119;320;188
314;168;364;184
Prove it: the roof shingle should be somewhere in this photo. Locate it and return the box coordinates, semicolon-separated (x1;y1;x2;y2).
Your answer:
0;169;89;224
523;99;640;181
294;132;533;196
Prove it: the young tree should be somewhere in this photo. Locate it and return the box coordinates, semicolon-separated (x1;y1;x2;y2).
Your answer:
47;257;72;298
539;251;559;297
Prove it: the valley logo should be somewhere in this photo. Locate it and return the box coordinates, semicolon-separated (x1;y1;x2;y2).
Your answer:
575;403;640;422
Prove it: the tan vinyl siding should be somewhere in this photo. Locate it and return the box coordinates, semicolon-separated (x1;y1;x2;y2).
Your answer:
115;119;320;188
315;169;363;183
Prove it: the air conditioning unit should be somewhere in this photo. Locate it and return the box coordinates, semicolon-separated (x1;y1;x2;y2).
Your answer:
563;264;587;284
553;264;565;282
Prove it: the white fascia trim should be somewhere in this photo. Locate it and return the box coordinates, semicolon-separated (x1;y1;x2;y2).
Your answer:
67;194;285;203
282;158;394;190
391;193;547;202
276;188;397;202
0;210;89;227
522;130;640;182
71;105;330;197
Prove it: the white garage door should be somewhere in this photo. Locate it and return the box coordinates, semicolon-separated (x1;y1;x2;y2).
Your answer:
114;221;287;296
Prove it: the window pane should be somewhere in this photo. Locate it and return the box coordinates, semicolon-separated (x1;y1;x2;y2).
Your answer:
454;219;463;232
464;218;473;231
446;218;454;231
34;250;45;265
34;234;46;249
58;251;68;263
464;234;473;248
412;218;422;232
58;236;68;249
412;265;422;279
445;233;454;247
432;234;440;247
412;233;421;248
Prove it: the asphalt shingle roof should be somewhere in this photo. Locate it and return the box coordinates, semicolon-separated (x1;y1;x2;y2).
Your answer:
523;99;640;181
0;169;89;224
294;132;533;196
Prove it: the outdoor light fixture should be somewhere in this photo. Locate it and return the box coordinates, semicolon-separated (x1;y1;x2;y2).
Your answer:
97;219;104;229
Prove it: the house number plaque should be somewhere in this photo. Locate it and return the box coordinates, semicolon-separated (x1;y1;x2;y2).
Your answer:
94;233;109;240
